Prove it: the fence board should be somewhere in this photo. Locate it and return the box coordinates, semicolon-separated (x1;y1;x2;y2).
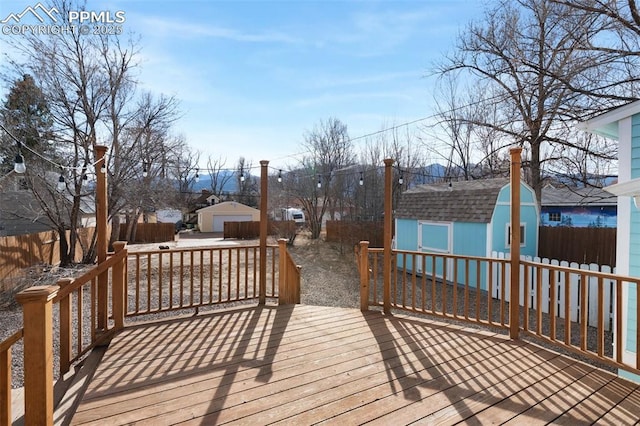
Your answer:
538;226;616;265
492;251;614;331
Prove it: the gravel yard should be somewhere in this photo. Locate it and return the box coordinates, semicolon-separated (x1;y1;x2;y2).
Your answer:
0;232;616;391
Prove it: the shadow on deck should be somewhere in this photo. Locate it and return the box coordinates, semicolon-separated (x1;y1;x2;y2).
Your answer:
62;304;640;425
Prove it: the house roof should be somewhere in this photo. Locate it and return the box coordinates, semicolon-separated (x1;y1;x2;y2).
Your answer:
541;185;617;207
0;191;54;236
196;201;259;214
396;178;509;223
579;99;640;139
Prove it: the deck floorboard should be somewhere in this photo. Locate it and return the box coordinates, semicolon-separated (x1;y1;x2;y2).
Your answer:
70;304;640;425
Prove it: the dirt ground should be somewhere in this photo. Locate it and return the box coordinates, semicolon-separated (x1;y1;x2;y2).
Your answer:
287;234;361;308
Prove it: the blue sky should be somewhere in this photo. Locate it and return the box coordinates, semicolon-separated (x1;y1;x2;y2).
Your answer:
1;0;486;170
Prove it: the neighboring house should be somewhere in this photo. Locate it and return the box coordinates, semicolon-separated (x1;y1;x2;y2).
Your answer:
196;201;260;233
540;185;617;228
395;178;539;290
0;191;54;236
581;100;640;382
186;190;221;226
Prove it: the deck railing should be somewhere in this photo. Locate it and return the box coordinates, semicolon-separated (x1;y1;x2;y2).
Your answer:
126;244;280;317
1;239;300;425
358;242;640;377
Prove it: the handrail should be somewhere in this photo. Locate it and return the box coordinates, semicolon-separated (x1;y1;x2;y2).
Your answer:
358;242;640;377
0;329;23;353
1;328;23;426
53;247;127;303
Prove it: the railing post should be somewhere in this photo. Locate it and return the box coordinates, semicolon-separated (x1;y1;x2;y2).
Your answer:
259;160;269;305
509;147;522;339
278;238;288;304
360;241;370;312
95;145;109;331
16;285;58;426
58;278;73;375
383;158;394;315
112;241;127;331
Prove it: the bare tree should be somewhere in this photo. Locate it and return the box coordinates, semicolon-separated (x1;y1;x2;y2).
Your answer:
291;118;355;239
3;0;182;262
206;156;235;199
437;0;638;202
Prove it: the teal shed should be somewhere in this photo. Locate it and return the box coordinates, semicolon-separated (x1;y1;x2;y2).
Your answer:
394;178;539;290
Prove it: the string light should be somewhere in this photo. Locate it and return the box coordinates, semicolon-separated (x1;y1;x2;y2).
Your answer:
14;153;26;174
278;169;282;183
317;175;322;189
240;172;245;182
57;172;66;192
359;171;364;186
195;168;200;183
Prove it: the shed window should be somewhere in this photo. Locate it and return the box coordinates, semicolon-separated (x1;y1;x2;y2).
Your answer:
548;212;561;222
506;224;526;248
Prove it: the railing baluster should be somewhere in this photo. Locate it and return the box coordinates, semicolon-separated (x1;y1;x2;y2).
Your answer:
464;258;469;321
158;251;163;311
147;253;152;313
565;270;571;346
597;276;604;357
550;270;556;341
453;257;458;319
500;260;506;326
580;273;588;351
190;251;195;307
431;256;436;314
536;265;542;336
442;255;448;317
488;260;493;325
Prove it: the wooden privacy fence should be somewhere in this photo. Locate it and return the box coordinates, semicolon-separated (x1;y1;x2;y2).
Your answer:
538;226;616;265
326;221;385;247
0;228;95;294
358;243;640;378
223;221;296;239
492;251;616;331
119;222;176;243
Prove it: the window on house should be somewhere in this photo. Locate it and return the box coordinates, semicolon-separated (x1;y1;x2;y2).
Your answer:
548;212;561;222
506;224;526;248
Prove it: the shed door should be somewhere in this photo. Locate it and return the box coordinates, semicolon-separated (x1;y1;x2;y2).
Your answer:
212;215;252;232
417;222;452;275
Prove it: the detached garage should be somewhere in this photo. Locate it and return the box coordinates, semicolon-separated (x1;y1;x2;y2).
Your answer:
196;201;260;233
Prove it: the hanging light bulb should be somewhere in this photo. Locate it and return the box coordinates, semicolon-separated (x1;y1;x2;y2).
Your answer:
398;173;404;185
195;168;200;183
317;175;322;189
81;164;88;181
359;171;364;186
57;173;66;192
240;172;245;182
142;162;148;178
14;153;26;173
277;169;282;183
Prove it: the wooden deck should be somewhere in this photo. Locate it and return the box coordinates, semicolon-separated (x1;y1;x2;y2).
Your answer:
70;304;640;425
